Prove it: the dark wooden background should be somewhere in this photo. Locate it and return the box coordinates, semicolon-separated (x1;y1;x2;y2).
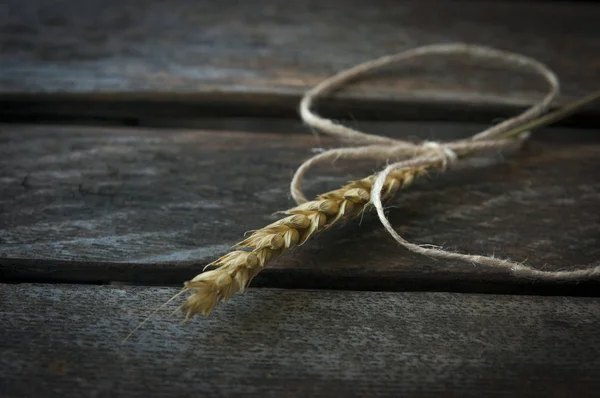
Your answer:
1;0;599;397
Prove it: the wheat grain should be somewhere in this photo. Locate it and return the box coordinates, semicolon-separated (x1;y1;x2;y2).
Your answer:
179;165;432;320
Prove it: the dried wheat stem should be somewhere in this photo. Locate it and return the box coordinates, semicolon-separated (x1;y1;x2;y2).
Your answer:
179;164;435;320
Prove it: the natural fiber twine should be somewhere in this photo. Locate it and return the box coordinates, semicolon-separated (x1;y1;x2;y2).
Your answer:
295;43;600;281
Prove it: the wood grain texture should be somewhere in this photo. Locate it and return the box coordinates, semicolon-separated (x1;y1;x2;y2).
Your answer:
1;123;599;293
1;284;599;398
2;0;600;122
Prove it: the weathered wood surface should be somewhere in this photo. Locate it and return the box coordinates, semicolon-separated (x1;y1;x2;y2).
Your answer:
2;0;600;123
1;124;599;293
1;284;599;398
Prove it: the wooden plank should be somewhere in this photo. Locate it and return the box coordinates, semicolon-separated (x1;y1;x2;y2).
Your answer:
1;123;599;294
2;0;600;122
1;284;599;397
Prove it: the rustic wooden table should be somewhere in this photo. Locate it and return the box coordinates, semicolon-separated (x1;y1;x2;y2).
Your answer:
1;1;600;397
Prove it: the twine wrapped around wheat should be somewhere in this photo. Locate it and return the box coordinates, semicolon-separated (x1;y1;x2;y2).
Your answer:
124;44;600;340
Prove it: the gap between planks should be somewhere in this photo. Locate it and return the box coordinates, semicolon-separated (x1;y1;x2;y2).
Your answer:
2;94;600;130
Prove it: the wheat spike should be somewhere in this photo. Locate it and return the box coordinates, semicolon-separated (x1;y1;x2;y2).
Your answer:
179;166;431;320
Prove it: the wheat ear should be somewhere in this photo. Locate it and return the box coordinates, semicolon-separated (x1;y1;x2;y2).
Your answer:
179;165;433;320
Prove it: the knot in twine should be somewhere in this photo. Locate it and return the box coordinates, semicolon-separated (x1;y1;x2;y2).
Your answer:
421;141;459;170
291;43;600;281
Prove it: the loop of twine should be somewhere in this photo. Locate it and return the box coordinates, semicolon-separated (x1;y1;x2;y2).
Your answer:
293;43;600;281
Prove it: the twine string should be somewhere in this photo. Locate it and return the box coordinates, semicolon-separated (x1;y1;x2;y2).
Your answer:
293;43;600;281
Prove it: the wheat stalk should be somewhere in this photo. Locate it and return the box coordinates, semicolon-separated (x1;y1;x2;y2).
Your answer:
178;164;434;320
